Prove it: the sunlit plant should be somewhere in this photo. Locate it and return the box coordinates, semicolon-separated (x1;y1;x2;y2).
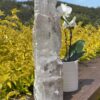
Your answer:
0;9;34;99
57;4;85;62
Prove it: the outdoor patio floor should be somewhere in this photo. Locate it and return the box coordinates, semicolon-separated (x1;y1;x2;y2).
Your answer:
64;57;100;100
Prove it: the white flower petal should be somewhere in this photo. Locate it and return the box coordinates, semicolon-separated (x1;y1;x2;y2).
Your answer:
63;21;69;28
61;4;72;17
57;3;72;17
57;6;63;16
61;4;68;12
69;16;76;27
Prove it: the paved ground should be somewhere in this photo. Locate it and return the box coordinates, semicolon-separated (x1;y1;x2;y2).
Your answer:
64;57;100;100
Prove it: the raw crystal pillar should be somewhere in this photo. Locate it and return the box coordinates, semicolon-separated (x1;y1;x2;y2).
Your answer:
33;0;63;100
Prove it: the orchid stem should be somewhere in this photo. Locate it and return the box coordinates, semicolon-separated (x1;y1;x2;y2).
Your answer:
68;28;72;61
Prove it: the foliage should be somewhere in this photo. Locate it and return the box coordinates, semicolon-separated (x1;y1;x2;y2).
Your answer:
2;0;100;26
60;23;100;61
0;1;34;25
66;40;85;62
0;9;34;99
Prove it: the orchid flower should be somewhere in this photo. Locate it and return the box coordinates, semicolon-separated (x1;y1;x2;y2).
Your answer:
57;3;76;28
63;16;76;28
57;4;72;17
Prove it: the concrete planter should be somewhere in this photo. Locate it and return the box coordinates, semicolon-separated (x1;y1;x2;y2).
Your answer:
63;60;78;92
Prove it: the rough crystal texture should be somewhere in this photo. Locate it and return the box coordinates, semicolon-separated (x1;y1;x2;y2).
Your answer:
33;0;63;100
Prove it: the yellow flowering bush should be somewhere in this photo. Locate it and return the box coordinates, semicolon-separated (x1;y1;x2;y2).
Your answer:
60;22;100;61
0;9;34;99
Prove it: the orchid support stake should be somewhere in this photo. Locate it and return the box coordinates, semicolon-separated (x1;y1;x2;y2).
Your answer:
68;28;73;61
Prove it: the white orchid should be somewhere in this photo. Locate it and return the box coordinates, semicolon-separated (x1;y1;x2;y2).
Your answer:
57;3;72;17
57;3;76;28
63;16;76;28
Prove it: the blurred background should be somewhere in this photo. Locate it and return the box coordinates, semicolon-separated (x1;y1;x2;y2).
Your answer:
1;0;100;26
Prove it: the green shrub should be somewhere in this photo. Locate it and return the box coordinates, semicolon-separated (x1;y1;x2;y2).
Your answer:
0;9;34;99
